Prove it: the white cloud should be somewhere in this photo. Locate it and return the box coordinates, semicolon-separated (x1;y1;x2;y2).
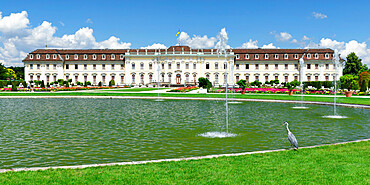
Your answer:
86;18;93;24
140;43;167;49
241;39;258;49
261;43;277;49
302;35;310;40
313;12;328;19
177;32;217;48
0;11;131;66
317;38;370;65
275;32;293;42
59;21;65;26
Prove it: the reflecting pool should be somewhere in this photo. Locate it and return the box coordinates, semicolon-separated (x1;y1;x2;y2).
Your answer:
0;98;369;169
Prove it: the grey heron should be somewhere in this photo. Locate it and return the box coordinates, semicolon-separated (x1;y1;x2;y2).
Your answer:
283;121;299;150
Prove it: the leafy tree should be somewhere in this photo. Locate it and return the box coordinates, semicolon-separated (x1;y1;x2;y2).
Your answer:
359;71;370;92
68;79;72;83
8;66;24;80
250;80;262;87
198;77;212;89
237;79;247;91
86;81;92;86
57;79;64;85
40;80;45;88
109;80;115;87
98;81;102;86
340;74;359;91
343;52;366;76
0;63;8;80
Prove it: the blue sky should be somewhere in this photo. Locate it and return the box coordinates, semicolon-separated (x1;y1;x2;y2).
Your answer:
0;0;369;66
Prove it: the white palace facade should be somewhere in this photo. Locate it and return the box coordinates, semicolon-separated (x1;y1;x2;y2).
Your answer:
22;46;342;86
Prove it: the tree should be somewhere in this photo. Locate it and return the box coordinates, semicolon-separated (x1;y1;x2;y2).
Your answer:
0;63;9;80
198;77;212;89
340;74;359;91
343;52;366;76
359;71;370;92
109;80;115;87
236;79;247;91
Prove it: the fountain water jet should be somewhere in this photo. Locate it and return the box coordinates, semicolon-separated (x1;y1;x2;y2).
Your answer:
155;56;164;102
292;52;309;109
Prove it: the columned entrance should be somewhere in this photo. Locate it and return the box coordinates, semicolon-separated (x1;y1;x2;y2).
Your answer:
176;74;181;84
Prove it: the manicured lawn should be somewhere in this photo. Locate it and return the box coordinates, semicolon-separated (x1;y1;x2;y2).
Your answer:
0;141;368;184
97;87;169;92
1;92;370;105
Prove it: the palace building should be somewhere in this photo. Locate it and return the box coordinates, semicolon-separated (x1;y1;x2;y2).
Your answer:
22;46;342;86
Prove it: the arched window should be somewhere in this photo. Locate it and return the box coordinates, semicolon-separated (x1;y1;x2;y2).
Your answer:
132;63;135;70
111;54;115;60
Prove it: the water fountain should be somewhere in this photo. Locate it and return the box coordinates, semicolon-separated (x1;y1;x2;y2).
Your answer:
228;58;242;104
323;49;347;119
155;56;164;101
292;56;309;109
200;28;237;138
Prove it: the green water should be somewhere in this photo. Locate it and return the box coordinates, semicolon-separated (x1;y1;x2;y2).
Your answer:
0;98;369;169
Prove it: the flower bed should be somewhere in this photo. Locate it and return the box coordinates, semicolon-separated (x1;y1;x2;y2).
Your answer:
169;86;199;92
1;86;129;92
209;88;300;94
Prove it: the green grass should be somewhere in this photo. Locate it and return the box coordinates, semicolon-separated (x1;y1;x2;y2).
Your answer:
1;91;370;105
0;141;368;184
97;87;169;92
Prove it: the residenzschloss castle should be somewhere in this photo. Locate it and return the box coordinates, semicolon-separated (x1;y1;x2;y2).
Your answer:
22;45;342;86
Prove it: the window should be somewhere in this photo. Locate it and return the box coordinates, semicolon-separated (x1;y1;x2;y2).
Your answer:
74;54;78;60
224;74;227;82
236;54;240;59
325;76;329;81
120;54;124;60
315;64;319;69
177;62;180;69
111;54;115;60
294;54;298;59
140;75;144;84
284;54;288;59
84;54;87;60
255;54;259;59
149;63;152;70
132;63;135;70
75;64;78;70
29;54;33;59
285;76;288;82
245;54;249;59
93;76;97;84
37;54;40;59
325;64;329;70
264;54;269;59
121;64;124;70
224;63;227;69
307;53;311;59
37;64;40;69
255;64;259;70
314;53;319;59
275;75;278;80
294;64;298;70
325;53;329;59
246;64;249;69
315;76;319;81
265;64;268;70
246;76;249;82
84;64;87;70
275;64;278;70
168;63;171;69
66;64;69;69
161;63;164;70
206;63;209;69
102;76;106;83
236;75;239;82
285;64;288;70
102;64;105;70
307;64;311;69
255;76;259;81
149;74;152;83
265;76;268;82
215;74;219;83
53;54;57;59
186;74;189;82
52;64;56;70
93;64;96;70
66;54;69;60
46;64;49;69
102;54;106;60
274;54;278;59
294;76;298;81
46;76;49;83
75;76;78;83
206;74;210;79
186;63;189;69
121;75;124;83
236;64;240;70
193;63;196;69
140;63;144;70
93;54;97;60
215;63;218;69
37;75;40;81
132;74;135;83
307;76;311;81
46;54;50;59
84;76;87;82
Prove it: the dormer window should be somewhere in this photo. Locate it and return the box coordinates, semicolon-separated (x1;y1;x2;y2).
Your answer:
325;53;329;59
102;54;106;60
84;54;88;60
111;54;115;60
294;54;298;59
264;54;269;59
74;54;78;60
236;54;240;59
314;53;319;59
120;54;124;59
93;54;97;60
274;54;278;59
307;53;311;59
66;54;69;60
255;54;259;59
46;54;50;59
29;54;34;59
53;54;57;59
284;54;288;59
245;54;249;59
36;54;40;59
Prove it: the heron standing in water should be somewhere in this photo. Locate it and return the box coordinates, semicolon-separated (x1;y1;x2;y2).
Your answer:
283;121;299;150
